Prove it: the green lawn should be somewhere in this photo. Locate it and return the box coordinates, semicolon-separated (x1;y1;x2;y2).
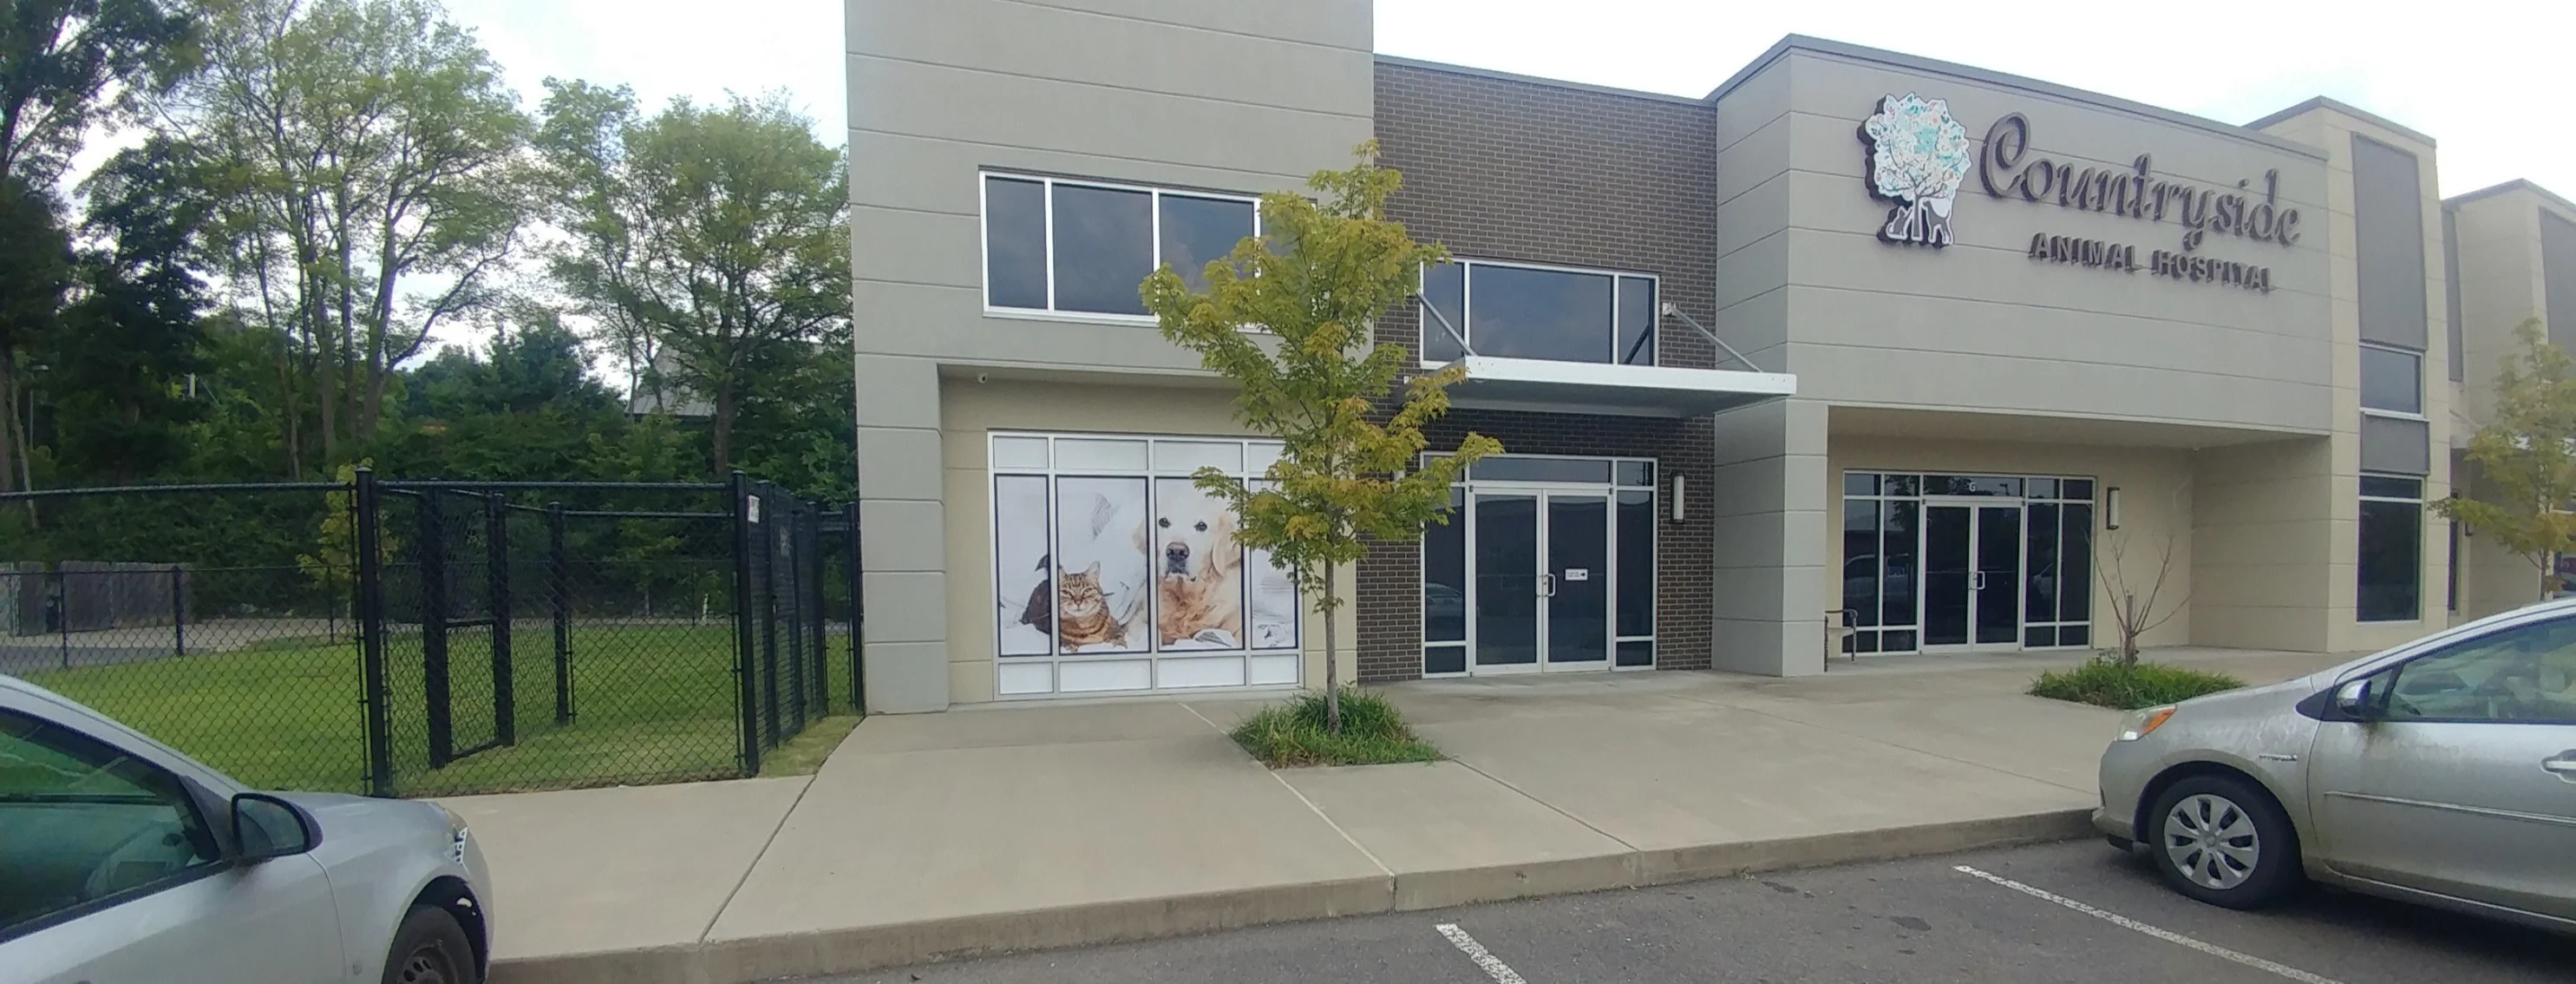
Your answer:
23;624;849;797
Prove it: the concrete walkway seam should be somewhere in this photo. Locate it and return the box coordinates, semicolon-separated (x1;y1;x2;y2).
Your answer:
485;808;2097;984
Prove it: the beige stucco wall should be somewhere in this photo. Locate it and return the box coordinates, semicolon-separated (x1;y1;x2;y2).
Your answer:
2255;105;2454;653
938;376;1354;705
1824;425;2197;653
2190;437;2334;651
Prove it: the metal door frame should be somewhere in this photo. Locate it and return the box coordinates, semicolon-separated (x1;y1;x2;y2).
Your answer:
1919;496;2026;653
1464;482;1620;676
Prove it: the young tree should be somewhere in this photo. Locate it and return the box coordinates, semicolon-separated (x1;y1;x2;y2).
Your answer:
2434;318;2576;600
535;82;848;475
2095;522;2187;666
169;0;530;472
1142;145;1499;733
44;137;217;483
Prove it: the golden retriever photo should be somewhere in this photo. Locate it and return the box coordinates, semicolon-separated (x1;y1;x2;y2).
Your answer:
1149;479;1244;649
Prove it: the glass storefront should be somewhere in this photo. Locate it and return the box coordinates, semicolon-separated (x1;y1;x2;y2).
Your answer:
1841;472;2095;654
1422;456;1657;676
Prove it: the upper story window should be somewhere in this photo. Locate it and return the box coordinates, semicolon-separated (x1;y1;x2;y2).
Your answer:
1420;259;1657;367
983;173;1259;319
2360;343;2422;416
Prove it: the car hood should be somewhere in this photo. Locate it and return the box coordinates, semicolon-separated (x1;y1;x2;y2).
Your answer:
2176;669;2330;716
276;790;448;843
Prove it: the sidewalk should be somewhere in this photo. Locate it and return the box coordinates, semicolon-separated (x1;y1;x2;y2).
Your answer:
442;646;2356;984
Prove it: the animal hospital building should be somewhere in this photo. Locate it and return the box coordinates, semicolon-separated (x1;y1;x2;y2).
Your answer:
845;0;2576;712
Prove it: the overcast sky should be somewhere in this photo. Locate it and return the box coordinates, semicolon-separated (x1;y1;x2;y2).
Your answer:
445;0;2573;199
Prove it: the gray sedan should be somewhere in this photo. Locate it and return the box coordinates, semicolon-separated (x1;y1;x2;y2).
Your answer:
0;674;494;983
2095;598;2576;930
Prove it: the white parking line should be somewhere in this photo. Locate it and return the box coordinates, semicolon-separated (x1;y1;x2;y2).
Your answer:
1953;865;2345;984
1435;923;1528;984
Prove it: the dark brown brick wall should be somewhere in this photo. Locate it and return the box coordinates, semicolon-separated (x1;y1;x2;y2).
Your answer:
1357;62;1721;682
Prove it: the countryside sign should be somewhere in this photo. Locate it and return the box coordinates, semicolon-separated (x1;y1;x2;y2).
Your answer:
1860;94;2298;294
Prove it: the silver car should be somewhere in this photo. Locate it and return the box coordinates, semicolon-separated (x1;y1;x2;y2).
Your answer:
2095;598;2576;930
0;675;494;983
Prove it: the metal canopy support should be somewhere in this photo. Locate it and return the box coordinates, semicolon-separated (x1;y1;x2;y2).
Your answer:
1659;303;1766;374
1419;298;1474;357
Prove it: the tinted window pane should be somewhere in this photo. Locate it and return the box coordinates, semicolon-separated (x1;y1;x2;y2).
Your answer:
2025;626;2058;648
1844;472;1879;496
1881;629;1918;653
1843;500;1881;628
1422;261;1465;362
1423;489;1467;642
984;177;1048;309
1469;265;1613;363
2063;479;2095;501
1884;475;1919;496
1616;461;1653;487
2058;626;2089;647
1923;475;2020;496
1474;457;1613;483
2060;503;2093;621
0;709;219;934
1882;499;1918;627
1424;646;1467;675
2027;478;2058;500
1618;490;1655;637
2359;498;2422;621
1159;194;1254;294
1618;277;1657;365
2361;476;2424;500
1051;185;1152;314
1616;640;1654;667
2025;502;2060;623
2360;346;2422;414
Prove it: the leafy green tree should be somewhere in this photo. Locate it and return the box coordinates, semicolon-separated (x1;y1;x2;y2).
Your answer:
1141;145;1498;733
44;137;216;483
296;458;395;640
2435;318;2576;599
0;0;199;190
168;0;530;472
535;82;848;474
0;180;70;498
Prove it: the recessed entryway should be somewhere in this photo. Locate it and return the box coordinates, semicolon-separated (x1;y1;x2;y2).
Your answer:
1424;456;1657;677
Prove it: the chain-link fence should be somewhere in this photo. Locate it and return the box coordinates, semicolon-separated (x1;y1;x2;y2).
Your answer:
0;473;860;797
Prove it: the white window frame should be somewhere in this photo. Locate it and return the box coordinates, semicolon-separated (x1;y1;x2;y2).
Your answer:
2357;472;2427;625
987;431;1300;699
2358;342;2428;421
1419;454;1659;678
978;172;1262;325
1418;258;1661;368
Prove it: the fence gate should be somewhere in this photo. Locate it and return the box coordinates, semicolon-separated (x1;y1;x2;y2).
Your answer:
404;488;516;768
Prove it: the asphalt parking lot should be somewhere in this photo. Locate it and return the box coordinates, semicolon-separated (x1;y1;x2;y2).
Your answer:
823;840;2573;984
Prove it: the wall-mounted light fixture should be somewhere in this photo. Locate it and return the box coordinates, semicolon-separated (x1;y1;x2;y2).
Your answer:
2105;486;2122;530
1671;473;1688;522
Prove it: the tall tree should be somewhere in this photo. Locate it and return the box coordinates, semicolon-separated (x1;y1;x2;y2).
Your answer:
1142;146;1499;733
168;0;529;473
538;83;847;474
0;0;198;190
2435;318;2576;600
0;0;195;490
42;136;215;482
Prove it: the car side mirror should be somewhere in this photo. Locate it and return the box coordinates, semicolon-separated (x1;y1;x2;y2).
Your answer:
232;792;319;861
2332;679;2379;720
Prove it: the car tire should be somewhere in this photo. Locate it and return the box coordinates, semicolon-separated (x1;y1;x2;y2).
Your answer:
2146;774;2301;909
382;904;478;984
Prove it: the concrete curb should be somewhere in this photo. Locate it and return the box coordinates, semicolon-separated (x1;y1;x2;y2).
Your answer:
488;808;2095;984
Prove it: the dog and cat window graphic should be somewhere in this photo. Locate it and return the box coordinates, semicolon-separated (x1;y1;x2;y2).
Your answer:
992;435;1300;663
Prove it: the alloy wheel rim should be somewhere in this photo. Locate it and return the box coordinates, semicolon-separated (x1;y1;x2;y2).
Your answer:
398;943;454;984
2162;792;2261;890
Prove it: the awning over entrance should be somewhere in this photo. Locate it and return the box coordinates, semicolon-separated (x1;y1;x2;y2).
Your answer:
1439;356;1798;417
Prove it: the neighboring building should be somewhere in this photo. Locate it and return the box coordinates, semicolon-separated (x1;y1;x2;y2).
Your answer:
2444;180;2576;618
847;0;2553;712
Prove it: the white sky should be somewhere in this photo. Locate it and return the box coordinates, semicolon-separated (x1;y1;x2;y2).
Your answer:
441;0;2575;199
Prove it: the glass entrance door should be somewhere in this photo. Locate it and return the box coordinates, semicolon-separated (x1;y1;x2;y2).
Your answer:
1470;490;1611;674
1921;502;2024;651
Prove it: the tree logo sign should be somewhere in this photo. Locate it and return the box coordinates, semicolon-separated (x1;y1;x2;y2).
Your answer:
1859;93;1972;247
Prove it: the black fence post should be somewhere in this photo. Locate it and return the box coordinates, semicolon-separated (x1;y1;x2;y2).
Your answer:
759;483;783;750
486;493;514;748
354;469;395;797
421;489;453;768
847;501;865;716
548;502;572;725
807;506;827;718
170;566;185;658
729;471;762;777
54;570;68;671
781;501;806;733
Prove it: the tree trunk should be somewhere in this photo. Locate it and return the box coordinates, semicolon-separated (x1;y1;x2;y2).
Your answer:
712;379;737;475
1324;560;1341;735
0;347;18;494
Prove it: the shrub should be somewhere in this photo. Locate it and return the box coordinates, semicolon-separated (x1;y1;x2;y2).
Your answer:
1229;687;1442;767
2030;659;2247;710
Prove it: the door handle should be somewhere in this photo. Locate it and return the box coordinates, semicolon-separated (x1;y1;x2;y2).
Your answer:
2546;751;2576;781
1538;573;1555;598
1971;571;1985;591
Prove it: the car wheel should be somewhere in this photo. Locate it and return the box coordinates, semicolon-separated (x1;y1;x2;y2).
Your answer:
2148;774;2301;909
382;904;478;984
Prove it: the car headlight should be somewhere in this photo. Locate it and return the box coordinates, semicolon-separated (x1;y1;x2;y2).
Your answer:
2116;705;2177;742
440;805;471;866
